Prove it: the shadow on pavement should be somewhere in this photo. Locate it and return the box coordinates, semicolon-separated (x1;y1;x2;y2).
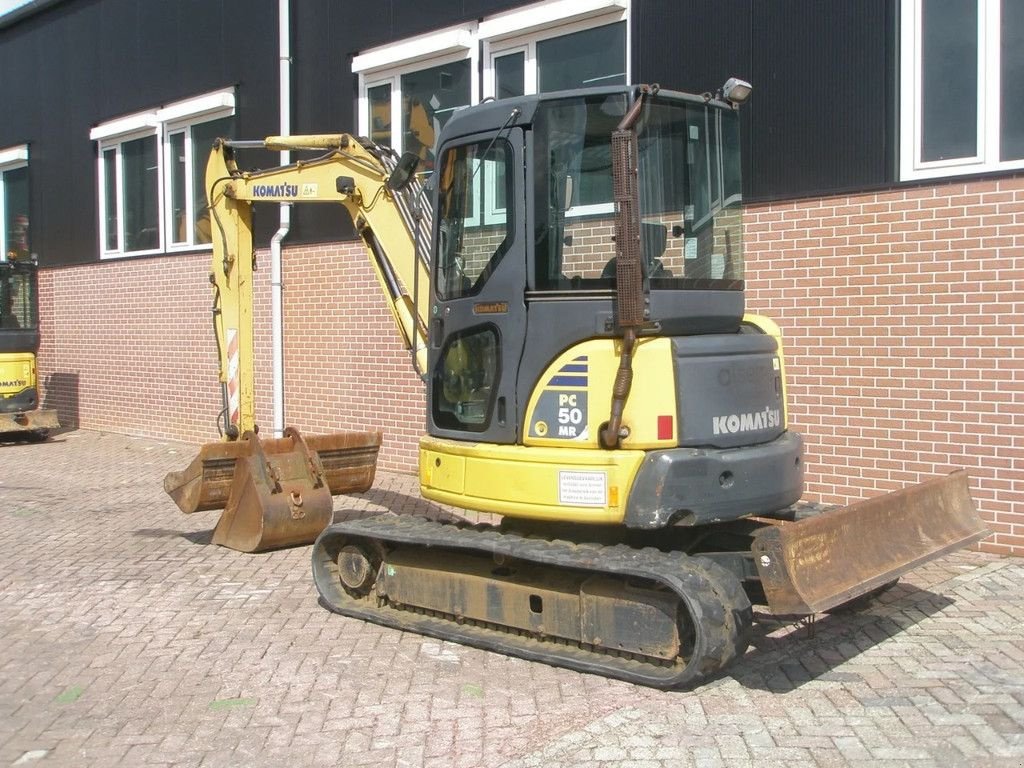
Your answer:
333;487;464;524
132;527;214;545
134;509;959;695
0;433;67;446
132;488;454;548
729;583;954;692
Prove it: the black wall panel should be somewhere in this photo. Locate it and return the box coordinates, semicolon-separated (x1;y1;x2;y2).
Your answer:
746;0;895;202
0;0;898;263
633;0;754;210
634;0;895;203
0;0;279;267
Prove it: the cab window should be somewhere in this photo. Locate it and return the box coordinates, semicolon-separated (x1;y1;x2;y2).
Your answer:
435;139;514;300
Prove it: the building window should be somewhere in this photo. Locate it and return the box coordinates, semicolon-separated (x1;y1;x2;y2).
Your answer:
166;116;232;247
90;89;234;257
0;146;30;262
900;0;1024;180
354;28;476;175
478;0;629;219
353;0;629;171
481;0;629;99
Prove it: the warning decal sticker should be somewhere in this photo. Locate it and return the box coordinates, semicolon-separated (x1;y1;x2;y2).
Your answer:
558;470;607;507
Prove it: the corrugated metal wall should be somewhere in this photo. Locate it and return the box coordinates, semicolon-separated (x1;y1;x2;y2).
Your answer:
1;0;898;266
0;0;280;267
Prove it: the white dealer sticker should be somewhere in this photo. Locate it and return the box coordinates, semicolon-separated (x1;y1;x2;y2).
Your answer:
558;471;607;507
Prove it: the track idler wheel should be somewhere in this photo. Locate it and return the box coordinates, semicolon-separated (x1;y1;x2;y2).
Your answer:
336;544;381;595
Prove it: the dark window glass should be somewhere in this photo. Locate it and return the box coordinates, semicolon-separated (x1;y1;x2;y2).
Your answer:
709;113;721;207
532;94;624;290
401;60;471;173
689;115;711;225
368;83;392;147
433;326;500;431
721;113;742;203
533;94;742;292
3;166;29;260
102;148;119;251
122;135;159;252
921;0;978;162
190;116;232;245
1002;0;1024;160
169;132;187;245
537;22;626;92
495;52;525;100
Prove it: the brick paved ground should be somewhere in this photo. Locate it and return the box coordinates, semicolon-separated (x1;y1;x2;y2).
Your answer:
0;429;1022;768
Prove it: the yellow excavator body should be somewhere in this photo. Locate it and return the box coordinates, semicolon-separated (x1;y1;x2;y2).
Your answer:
166;84;987;686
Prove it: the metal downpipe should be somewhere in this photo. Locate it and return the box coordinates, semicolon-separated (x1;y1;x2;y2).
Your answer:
271;0;291;438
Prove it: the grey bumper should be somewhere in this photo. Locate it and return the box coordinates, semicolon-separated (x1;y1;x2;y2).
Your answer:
624;432;804;529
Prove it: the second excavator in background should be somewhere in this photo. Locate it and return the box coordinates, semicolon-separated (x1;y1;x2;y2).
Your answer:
0;254;59;440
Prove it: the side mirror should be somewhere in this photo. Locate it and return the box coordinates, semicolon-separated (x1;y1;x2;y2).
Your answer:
552;174;574;212
387;152;421;191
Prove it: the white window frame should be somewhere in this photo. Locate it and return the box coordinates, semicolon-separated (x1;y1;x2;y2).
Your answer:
163;111;234;252
90;88;235;259
900;0;1023;180
96;126;162;258
0;145;29;262
488;45;529;101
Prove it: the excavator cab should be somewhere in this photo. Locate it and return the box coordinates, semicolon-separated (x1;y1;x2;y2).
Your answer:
0;257;59;439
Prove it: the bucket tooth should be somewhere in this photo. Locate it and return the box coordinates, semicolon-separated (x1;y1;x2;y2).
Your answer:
753;470;988;615
163;428;381;552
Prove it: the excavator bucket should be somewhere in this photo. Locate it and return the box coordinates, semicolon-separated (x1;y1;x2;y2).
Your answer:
752;470;988;616
164;428;381;553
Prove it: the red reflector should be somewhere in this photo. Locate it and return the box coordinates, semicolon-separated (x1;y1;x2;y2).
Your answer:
657;415;673;440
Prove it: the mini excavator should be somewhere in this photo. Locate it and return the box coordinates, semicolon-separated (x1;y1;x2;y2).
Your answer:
0;254;59;439
164;82;987;687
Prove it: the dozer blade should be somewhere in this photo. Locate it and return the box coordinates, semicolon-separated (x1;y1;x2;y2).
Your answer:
0;408;60;435
752;470;988;616
163;427;381;553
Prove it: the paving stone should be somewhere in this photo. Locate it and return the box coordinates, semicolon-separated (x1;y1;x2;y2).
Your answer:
1;429;1022;767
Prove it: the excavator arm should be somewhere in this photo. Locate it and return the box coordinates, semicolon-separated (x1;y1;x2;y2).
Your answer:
164;134;430;552
207;134;429;436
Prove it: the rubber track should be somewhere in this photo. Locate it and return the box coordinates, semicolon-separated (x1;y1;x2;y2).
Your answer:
312;514;752;689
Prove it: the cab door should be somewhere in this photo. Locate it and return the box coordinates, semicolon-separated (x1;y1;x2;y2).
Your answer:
427;130;526;444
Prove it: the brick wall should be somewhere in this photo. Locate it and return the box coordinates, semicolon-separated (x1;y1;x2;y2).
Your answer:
745;175;1024;556
36;173;1023;555
37;242;424;474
